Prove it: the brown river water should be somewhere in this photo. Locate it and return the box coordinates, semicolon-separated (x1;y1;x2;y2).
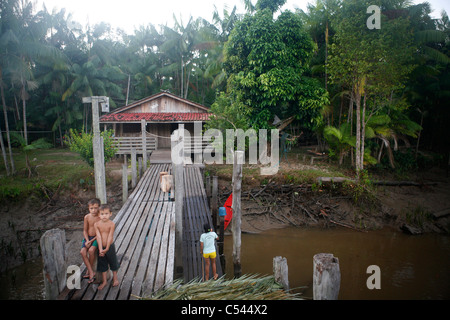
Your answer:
1;226;449;299
223;227;450;300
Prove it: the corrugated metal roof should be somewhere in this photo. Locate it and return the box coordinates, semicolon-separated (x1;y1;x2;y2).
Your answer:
100;112;211;122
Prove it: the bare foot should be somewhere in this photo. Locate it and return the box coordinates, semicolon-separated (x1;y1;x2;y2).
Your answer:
214;273;219;280
98;282;107;290
112;279;119;287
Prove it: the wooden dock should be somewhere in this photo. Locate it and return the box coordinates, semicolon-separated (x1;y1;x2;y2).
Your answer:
149;149;172;163
182;165;222;282
58;163;221;300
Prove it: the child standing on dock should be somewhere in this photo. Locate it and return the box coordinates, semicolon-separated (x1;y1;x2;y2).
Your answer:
80;198;101;283
95;204;120;290
200;223;219;281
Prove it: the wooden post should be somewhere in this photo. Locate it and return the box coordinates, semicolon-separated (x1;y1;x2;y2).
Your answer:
131;147;137;188
138;157;143;180
273;256;289;292
206;175;211;199
211;176;218;229
122;163;128;204
218;207;226;271
141;119;147;172
172;126;185;276
83;96;107;204
232;150;244;278
100;136;107;202
40;229;66;300
313;253;341;300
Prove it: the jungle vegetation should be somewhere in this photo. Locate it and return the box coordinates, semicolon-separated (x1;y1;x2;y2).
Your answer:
0;0;449;178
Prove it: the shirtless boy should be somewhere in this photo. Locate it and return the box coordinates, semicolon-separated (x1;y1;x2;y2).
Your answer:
94;204;120;290
80;198;101;283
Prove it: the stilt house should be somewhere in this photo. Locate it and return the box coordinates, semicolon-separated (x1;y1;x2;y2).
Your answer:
99;91;211;160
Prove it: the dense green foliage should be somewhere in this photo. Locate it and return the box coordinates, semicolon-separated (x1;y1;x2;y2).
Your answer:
0;0;449;178
64;129;117;167
223;6;329;130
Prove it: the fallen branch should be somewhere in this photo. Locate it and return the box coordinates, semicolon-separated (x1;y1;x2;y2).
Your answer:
253;180;273;197
432;207;450;219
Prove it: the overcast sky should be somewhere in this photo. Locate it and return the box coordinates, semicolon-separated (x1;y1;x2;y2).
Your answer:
35;0;450;34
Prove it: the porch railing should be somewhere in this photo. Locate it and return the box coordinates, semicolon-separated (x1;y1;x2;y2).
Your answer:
113;136;157;154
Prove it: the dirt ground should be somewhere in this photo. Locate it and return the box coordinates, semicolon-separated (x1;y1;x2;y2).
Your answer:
1;158;449;273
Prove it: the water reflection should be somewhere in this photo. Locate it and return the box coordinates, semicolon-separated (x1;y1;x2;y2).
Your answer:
0;258;45;300
223;227;450;299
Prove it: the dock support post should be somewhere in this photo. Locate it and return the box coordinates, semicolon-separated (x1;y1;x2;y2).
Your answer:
131;148;137;188
40;229;66;300
172;125;185;277
138;157;143;180
211;176;218;228
122;164;128;203
313;253;341;300
218;207;226;273
273;256;289;292
83;96;107;204
232;150;244;278
141;119;147;172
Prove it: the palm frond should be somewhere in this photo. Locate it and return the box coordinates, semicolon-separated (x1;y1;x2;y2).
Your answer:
139;274;303;300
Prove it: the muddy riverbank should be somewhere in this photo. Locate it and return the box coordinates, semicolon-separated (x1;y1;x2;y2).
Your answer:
217;165;450;235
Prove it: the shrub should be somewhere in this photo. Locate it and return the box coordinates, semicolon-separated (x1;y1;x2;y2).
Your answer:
64;129;117;167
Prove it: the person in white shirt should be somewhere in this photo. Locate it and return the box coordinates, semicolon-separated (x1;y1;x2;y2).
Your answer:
199;223;219;280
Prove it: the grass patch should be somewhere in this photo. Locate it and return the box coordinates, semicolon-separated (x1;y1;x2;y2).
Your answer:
404;205;433;228
0;148;93;202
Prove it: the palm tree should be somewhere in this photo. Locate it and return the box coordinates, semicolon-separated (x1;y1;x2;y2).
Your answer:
62;54;125;130
4;0;63;145
0;0;19;174
323;122;354;165
160;16;200;98
204;5;239;91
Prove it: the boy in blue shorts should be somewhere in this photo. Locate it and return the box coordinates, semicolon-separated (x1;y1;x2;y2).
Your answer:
80;198;100;283
200;223;219;281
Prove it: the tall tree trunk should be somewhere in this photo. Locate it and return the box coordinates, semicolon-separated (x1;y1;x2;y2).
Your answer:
1;73;16;174
56;110;63;147
347;95;354;167
338;88;344;125
0;121;10;176
22;99;28;145
181;56;184;98
20;71;28;145
360;93;366;171
415;110;423;159
184;66;191;99
354;90;361;177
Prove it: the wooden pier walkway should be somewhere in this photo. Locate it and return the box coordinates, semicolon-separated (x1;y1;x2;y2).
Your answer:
182;165;223;282
58;163;221;300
